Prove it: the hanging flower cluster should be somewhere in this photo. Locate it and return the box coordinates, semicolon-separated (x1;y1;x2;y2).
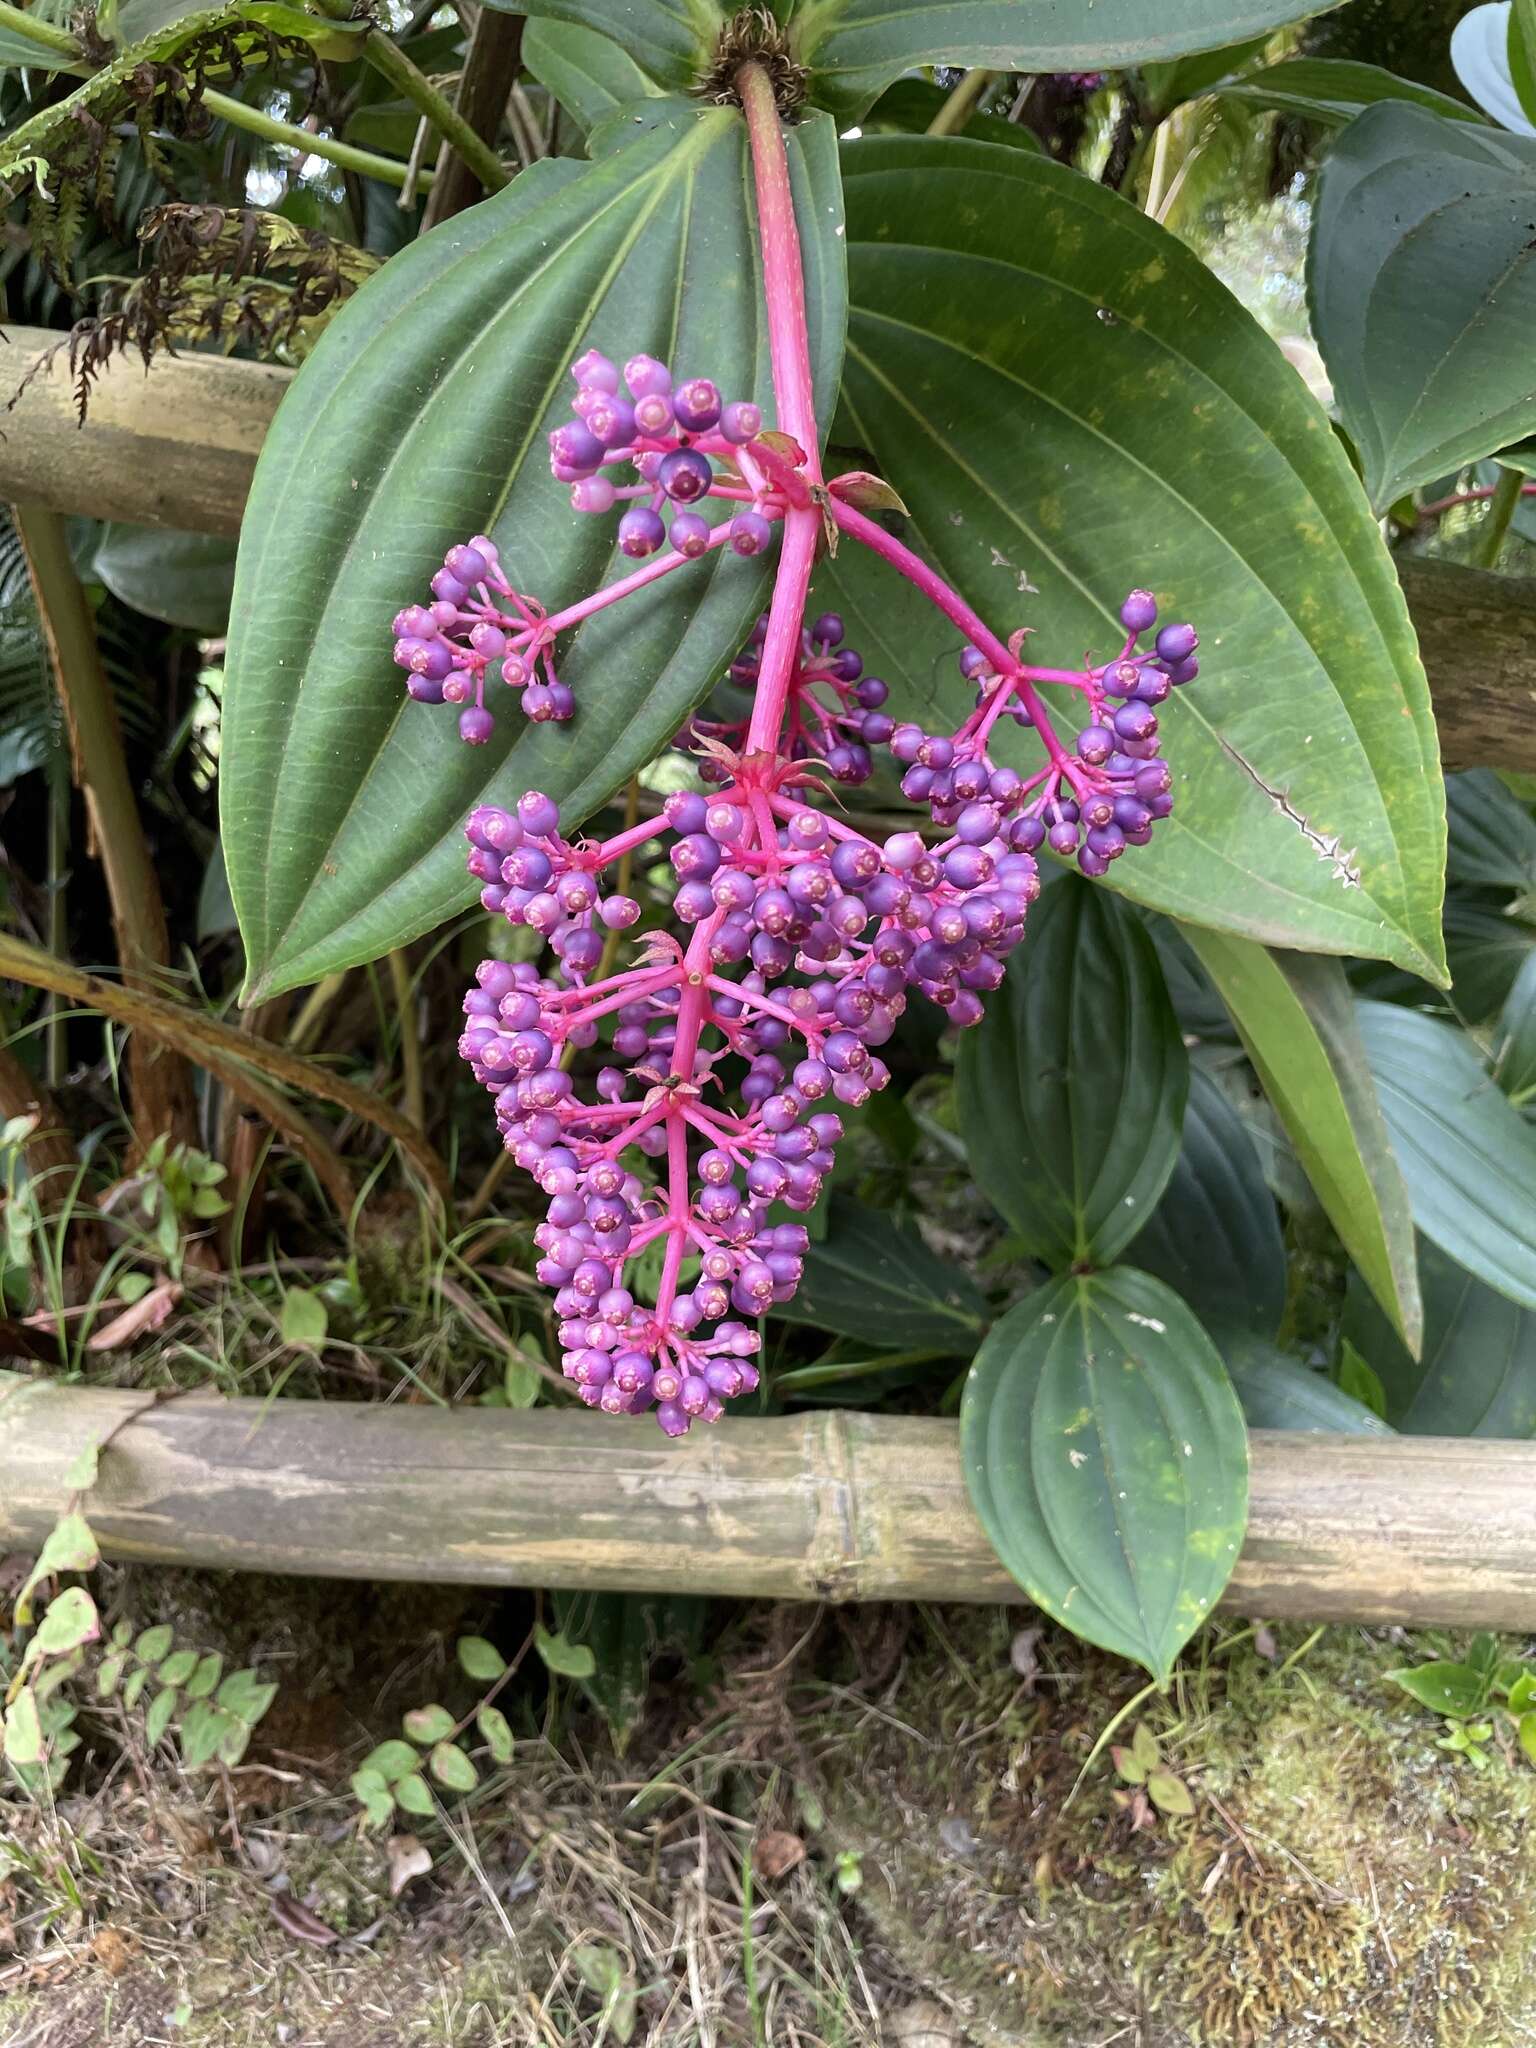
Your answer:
397;76;1202;1433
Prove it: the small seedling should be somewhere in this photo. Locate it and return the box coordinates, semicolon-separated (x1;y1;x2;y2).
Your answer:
1110;1721;1195;1828
1388;1633;1536;1770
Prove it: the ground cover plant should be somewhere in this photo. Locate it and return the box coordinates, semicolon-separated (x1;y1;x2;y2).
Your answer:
4;0;1536;2033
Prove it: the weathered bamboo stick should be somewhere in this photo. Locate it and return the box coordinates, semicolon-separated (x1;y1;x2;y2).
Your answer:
3;1374;1534;1625
0;325;1528;771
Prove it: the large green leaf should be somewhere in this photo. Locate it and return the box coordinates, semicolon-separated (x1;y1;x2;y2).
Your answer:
1210;58;1486;126
1343;1237;1536;1437
222;102;846;999
1124;1064;1286;1340
960;1267;1249;1682
1495;948;1536;1101
1184;931;1421;1352
1308;104;1536;511
836;138;1445;981
89;525;237;636
1445;769;1536;892
522;18;664;130
1225;1337;1394;1435
1358;999;1536;1312
775;1195;988;1349
509;0;1349;120
956;878;1188;1270
782;0;1353;122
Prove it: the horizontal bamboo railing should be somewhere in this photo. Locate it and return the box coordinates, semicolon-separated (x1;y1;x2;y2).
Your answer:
1;325;1530;772
3;1375;1536;1624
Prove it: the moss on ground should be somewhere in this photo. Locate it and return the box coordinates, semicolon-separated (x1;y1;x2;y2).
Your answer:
3;1583;1534;2046
807;1612;1536;2047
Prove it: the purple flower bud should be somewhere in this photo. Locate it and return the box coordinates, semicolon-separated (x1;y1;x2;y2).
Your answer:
720;400;762;443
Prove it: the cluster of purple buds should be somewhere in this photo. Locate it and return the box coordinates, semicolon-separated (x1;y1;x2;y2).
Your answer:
455;759;1042;1432
887;589;1195;879
391;535;572;745
680;611;894;787
553;348;778;563
403;341;1205;1437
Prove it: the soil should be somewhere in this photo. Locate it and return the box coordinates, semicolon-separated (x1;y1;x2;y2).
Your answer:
2;1570;1534;2047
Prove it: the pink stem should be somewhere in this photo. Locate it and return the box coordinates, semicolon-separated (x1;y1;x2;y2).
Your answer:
828;496;1084;783
1419;480;1536;518
542;522;736;636
739;61;825;757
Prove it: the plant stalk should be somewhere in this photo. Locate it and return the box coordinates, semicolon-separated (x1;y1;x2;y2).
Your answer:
387;947;426;1131
0;929;450;1202
362;27;510;197
421;5;524;228
736;59;824;755
925;66;997;137
1474;464;1524;570
0;1;79;53
12;502;201;1154
200;87;430;190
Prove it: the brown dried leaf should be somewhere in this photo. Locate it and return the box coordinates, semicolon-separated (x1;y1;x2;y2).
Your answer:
85;1280;181;1352
752;1830;806;1882
268;1888;339;1947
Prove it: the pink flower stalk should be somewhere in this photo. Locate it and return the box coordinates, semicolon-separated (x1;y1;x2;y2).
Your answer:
406;63;1204;1431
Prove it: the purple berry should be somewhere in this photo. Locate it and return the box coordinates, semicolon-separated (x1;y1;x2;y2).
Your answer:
617;507;666;558
669;512;711;558
720;400;762;443
1155;622;1198;663
1120;588;1157;633
459;707;494;744
730;511;774;557
658;447;713;503
673;378;722;431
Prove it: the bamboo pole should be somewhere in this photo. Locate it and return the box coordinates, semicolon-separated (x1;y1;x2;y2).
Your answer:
0;328;1529;773
2;1375;1534;1626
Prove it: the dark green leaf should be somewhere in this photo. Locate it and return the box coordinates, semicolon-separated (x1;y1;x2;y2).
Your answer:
1224;1337;1393;1434
1185;933;1421;1353
838;139;1445;979
961;1267;1248;1683
1309;104;1536;511
1343;1236;1536;1437
1211;58;1486;127
223;102;846;998
1495;948;1536;1100
522;19;664;130
861;79;1042;150
1125;1065;1286;1339
1443;894;1536;1024
1335;1338;1387;1418
792;0;1356;121
773;1194;987;1348
550;1590;705;1751
1446;770;1536;891
88;525;237;636
956;879;1186;1269
1358;1000;1536;1311
1387;1660;1489;1719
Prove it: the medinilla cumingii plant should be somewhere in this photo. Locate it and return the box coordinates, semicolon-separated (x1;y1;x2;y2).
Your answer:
221;9;1448;1683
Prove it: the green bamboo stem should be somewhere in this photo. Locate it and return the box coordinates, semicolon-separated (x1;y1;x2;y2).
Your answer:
12;502;200;1153
1475;465;1524;570
361;27;510;195
924;65;998;137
